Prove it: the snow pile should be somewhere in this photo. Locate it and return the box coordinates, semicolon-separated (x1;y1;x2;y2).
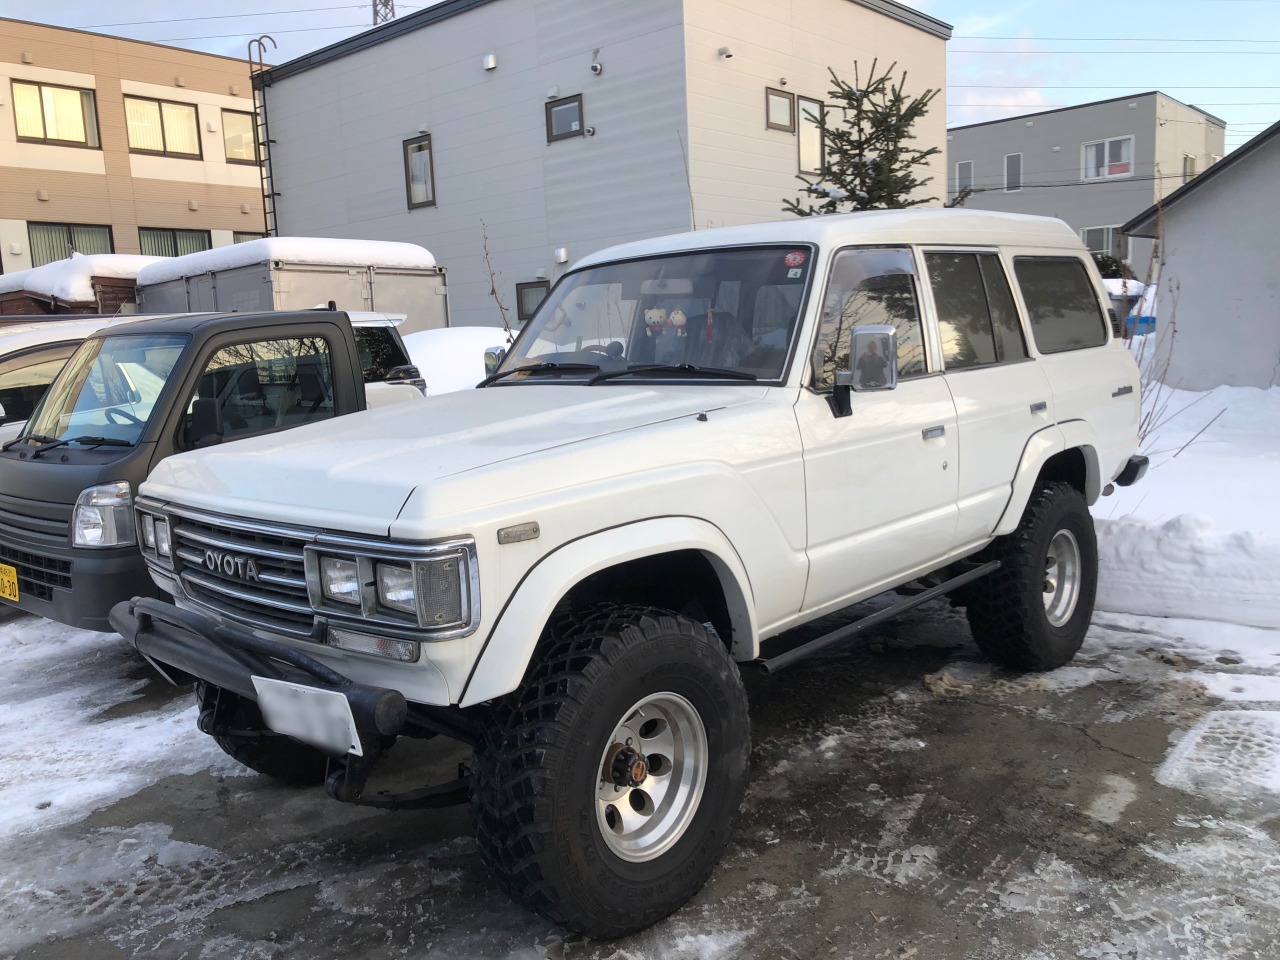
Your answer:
1094;380;1280;628
0;253;162;303
401;326;511;396
135;237;436;286
1102;278;1144;299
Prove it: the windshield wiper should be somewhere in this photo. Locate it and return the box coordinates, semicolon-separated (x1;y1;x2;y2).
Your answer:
29;435;134;459
588;364;758;385
1;434;58;452
477;362;601;388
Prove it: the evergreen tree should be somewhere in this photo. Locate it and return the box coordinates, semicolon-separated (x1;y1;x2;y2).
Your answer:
784;60;941;217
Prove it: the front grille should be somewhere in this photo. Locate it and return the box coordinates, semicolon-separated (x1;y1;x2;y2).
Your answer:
170;511;316;635
0;541;72;602
0;491;72;544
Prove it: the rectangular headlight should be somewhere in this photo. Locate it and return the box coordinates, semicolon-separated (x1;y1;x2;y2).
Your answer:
154;518;172;558
376;562;415;615
320;556;360;605
141;513;156;549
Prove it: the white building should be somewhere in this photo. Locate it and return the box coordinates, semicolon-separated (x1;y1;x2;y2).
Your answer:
257;0;950;327
1123;117;1280;391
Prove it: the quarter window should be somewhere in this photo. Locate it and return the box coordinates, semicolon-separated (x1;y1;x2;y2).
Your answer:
926;253;1027;371
403;134;436;208
812;247;927;390
1083;136;1133;180
766;88;795;132
125;96;201;157
11;81;99;147
1004;153;1022;192
545;95;584;143
1014;257;1109;354
28;222;113;267
222;110;258;163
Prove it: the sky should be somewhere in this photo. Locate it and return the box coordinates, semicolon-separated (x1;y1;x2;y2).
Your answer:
14;0;1280;154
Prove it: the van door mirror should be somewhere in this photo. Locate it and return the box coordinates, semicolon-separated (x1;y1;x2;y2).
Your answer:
849;325;897;392
483;346;506;376
188;397;224;448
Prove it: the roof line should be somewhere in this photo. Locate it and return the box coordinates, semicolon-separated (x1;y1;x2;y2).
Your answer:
257;0;951;86
0;16;253;66
1122;115;1280;238
948;90;1227;133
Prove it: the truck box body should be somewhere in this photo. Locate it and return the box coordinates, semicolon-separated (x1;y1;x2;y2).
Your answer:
135;238;449;335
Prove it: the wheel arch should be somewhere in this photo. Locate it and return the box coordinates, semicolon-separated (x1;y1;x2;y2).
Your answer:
460;516;757;707
993;423;1101;537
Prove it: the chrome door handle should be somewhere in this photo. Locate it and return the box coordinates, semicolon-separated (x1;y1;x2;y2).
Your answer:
922;425;946;440
1030;401;1048;414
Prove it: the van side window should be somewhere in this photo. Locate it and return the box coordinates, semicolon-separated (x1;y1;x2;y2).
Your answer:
187;336;335;442
352;326;410;382
926;253;1028;370
1013;257;1109;353
812;247;927;389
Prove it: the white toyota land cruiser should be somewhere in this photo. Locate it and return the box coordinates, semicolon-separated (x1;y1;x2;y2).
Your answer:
112;210;1147;938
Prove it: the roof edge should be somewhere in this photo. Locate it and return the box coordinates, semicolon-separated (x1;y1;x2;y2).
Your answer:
847;0;952;40
1123;115;1280;238
1;17;252;66
949;90;1227;134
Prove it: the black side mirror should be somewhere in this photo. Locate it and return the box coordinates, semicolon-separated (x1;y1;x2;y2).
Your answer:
189;397;223;448
383;364;427;395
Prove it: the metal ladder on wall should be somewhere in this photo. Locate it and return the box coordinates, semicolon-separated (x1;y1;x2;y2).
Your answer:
249;37;280;238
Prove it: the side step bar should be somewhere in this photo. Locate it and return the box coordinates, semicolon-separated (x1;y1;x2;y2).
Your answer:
757;560;1001;675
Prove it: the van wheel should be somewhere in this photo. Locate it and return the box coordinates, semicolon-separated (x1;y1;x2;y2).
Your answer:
965;482;1098;671
470;604;750;938
196;683;330;785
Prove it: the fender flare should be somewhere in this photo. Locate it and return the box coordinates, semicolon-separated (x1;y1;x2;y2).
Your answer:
993;423;1102;537
458;516;758;707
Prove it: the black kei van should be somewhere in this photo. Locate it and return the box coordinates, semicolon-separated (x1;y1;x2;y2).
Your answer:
0;310;422;630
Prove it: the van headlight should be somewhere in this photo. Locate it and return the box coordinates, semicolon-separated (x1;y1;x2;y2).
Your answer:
72;482;135;548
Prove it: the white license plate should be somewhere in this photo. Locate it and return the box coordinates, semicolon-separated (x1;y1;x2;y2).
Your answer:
252;677;363;757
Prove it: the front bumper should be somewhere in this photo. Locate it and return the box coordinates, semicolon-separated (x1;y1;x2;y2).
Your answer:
0;539;157;631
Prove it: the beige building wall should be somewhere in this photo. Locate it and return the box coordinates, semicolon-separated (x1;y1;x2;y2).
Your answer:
0;19;265;275
684;0;949;229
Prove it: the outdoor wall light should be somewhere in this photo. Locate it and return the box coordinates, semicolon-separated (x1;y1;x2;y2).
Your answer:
717;46;733;59
483;53;498;71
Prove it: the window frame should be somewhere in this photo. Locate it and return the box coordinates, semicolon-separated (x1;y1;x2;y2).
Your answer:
516;280;551;323
797;95;824;175
138;227;213;258
1081;135;1134;182
765;87;796;133
27;222;114;267
11;80;101;149
124;94;204;159
1182;152;1198;184
221;109;259;165
402;133;437;209
1004;153;1023;193
923;249;1030;373
955;160;974;194
545;94;585;144
233;231;265;244
1081;225;1128;260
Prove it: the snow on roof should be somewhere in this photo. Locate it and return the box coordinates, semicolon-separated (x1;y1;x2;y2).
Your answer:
0;253;162;303
134;237;437;286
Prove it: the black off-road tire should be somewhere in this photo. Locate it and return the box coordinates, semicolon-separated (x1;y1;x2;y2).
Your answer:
965;481;1098;671
470;604;750;938
197;683;330;785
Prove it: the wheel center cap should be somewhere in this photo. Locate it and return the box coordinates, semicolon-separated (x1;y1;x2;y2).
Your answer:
605;743;649;787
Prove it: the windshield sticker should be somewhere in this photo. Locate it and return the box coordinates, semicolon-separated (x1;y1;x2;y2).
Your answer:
787;268;803;279
784;251;807;268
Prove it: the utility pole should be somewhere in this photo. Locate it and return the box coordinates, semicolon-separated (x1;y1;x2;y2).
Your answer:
373;0;395;24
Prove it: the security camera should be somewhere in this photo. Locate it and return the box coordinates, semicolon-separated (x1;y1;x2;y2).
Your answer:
590;61;603;75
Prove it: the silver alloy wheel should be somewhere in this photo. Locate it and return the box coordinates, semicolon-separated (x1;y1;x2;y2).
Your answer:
595;692;708;863
1043;529;1082;627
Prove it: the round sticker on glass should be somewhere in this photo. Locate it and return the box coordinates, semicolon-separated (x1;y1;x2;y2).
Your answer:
784;251;807;268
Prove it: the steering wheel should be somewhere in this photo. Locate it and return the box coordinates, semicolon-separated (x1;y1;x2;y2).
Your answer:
580;344;610;353
104;407;143;426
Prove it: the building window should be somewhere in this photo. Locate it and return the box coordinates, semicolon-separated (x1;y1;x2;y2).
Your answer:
1182;153;1198;184
222;110;258;163
956;160;974;195
28;222;113;267
766;88;795;133
233;232;265;243
403;134;436;208
139;228;212;257
797;96;824;174
545;95;584;143
1081;226;1128;261
1082;135;1133;180
516;281;551;323
1004;153;1022;192
11;81;100;148
124;96;202;158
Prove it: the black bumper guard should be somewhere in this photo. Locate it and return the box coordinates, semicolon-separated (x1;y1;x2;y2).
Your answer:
110;597;469;810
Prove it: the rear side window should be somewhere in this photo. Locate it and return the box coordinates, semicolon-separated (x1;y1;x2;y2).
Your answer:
1014;257;1109;353
352;326;410;382
925;253;1028;370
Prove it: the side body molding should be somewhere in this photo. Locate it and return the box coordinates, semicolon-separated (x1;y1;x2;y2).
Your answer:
459;516;758;707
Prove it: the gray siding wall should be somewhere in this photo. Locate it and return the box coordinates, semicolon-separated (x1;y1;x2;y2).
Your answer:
264;0;692;328
947;94;1224;278
1154;138;1280;390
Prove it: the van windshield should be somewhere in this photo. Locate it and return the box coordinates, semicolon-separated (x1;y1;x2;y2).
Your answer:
22;333;189;445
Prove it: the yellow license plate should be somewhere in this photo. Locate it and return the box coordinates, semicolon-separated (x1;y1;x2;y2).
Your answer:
0;563;18;604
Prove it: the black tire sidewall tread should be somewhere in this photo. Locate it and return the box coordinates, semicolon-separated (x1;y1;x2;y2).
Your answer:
198;683;331;785
966;481;1098;671
470;603;750;939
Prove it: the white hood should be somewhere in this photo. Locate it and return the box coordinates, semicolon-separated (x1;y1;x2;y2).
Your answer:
142;384;767;536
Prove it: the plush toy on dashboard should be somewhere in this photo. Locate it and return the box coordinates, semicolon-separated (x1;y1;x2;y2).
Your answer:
644;307;668;337
668;307;687;337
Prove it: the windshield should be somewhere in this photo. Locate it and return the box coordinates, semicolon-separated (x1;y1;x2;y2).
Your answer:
23;333;188;444
494;245;814;384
